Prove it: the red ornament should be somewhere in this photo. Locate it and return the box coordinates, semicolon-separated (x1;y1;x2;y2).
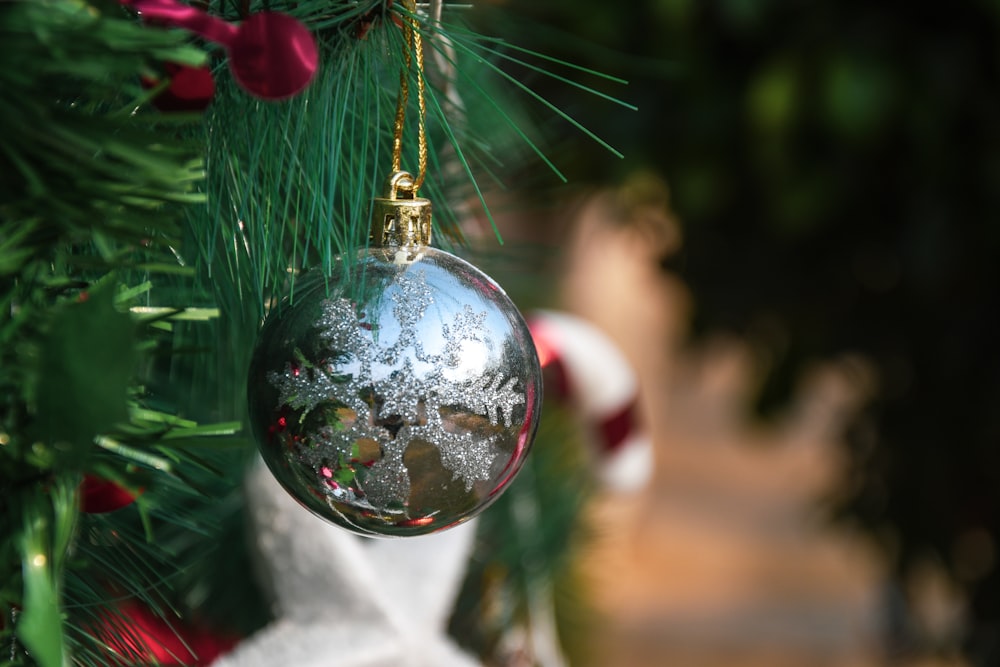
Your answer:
227;11;319;100
79;475;142;513
125;0;318;100
144;63;216;112
93;599;239;666
528;310;653;492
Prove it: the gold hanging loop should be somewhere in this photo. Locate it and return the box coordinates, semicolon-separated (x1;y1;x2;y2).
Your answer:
374;0;431;249
390;0;427;194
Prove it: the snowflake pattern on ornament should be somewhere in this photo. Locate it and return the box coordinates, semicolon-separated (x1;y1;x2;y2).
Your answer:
268;270;525;511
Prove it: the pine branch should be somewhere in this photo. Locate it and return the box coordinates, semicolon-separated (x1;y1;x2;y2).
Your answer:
0;1;634;664
184;0;632;323
0;1;208;266
0;3;260;665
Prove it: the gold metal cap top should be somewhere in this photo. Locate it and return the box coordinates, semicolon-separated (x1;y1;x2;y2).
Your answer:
369;171;433;248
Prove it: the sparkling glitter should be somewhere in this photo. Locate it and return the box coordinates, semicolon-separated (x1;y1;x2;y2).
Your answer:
420;427;497;491
250;247;541;536
361;453;410;508
440;305;487;367
376;358;430;426
392;270;433;329
316;298;368;354
269;362;339;414
463;372;524;427
268;267;521;510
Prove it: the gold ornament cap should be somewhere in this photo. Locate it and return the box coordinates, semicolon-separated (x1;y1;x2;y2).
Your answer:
369;171;432;248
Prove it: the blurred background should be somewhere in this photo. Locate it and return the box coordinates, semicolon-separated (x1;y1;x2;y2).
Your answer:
469;1;1000;666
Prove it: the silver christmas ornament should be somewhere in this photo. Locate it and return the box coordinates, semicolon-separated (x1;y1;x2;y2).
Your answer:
247;172;542;537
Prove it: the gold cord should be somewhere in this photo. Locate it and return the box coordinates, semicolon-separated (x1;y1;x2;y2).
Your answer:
390;0;427;194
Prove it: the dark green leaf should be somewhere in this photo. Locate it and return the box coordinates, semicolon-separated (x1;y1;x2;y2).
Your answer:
35;285;135;464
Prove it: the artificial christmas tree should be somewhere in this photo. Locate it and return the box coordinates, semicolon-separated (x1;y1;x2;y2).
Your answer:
0;1;630;664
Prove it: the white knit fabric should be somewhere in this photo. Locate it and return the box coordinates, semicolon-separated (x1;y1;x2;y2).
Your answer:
210;462;481;667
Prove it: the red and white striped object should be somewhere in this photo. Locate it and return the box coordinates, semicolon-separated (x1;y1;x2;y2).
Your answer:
528;310;653;493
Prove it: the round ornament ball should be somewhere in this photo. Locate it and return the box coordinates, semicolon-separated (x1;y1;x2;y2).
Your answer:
247;245;542;537
79;474;142;513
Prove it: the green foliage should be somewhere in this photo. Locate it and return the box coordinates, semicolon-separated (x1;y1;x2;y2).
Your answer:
13;478;77;667
35;285;136;459
179;1;629;435
0;0;206;262
449;404;597;666
185;0;634;327
0;2;254;665
2;0;627;664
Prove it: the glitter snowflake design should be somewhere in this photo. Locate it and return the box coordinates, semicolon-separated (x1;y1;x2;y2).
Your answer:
268;270;525;511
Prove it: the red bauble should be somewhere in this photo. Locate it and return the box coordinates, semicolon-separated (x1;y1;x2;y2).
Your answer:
145;63;216;112
528;310;653;492
79;475;142;513
95;600;239;666
227;11;318;101
127;0;318;100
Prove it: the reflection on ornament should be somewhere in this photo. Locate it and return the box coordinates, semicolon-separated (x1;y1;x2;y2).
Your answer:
248;176;541;536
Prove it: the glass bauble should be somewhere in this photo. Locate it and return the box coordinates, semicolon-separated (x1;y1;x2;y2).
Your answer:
247;246;542;537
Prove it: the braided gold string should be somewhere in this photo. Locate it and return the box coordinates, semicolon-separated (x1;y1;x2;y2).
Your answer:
390;0;428;194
